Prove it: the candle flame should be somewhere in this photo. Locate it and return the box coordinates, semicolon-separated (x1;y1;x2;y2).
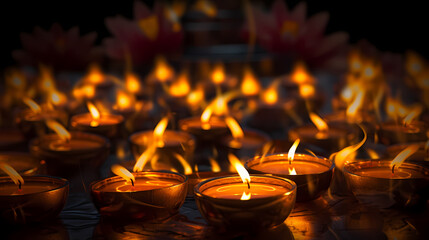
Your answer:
0;163;24;186
346;89;365;119
309;112;329;132
173;153;193;175
299;84;315;99
125;72;141;94
23;98;41;114
46;120;71;141
288;139;300;164
133;144;157;172
187;87;204;108
209;157;221;172
86;64;104;84
241;67;260;96
154;57;173;82
330;126;367;170
262;86;278;105
116;90;134;110
291;62;314;84
111;164;135;185
225;116;244;140
87;102;101;127
201;106;213;130
390;144;420;172
228;153;250;186
49;90;67;106
153;117;169;147
169;71;190;97
211;63;225;84
73;85;95;99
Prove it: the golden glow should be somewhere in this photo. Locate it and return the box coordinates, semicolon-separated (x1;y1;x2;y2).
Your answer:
225;116;244;140
299;84;315;99
187;87;204;108
288;167;297;175
23;98;41;114
73;85;95;99
331;127;367;170
291;62;313;84
262;86;278;105
228;153;250;185
116;90;134;110
133;144;157;172
153;117;169;147
49;90;67;106
211;63;225;84
309;112;329;132
209;158;221;172
288;139;300;164
173;153;193;175
241;67;260;96
125;72;141;94
346;90;365;119
154;57;173;82
385;98;423;125
366;149;380;160
87;102;101;127
138;15;159;40
193;0;217;17
111;164;135;184
240;191;251;200
45;120;71;141
86;64;104;84
169;71;191;97
0;163;24;186
390;145;420;170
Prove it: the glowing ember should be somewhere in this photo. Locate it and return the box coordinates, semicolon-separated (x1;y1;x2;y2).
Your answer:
111;164;135;185
45;120;71;141
87;102;101;127
390;145;420;172
23;98;41;113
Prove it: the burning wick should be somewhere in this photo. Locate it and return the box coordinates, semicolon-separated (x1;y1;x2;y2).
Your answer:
228;153;251;194
390;144;420;174
288;139;300;165
87;102;101;127
245;179;250;189
0;163;25;191
111;164;136;187
18;180;22;190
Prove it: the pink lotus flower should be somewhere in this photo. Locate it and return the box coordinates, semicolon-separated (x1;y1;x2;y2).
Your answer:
243;0;348;69
104;1;184;65
13;23;102;71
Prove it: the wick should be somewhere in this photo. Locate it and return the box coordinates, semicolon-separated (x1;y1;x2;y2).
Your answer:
246;179;250;189
392;164;396;174
130;178;134;187
18;180;22;190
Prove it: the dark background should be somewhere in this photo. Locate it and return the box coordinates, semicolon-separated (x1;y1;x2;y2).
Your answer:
0;0;428;69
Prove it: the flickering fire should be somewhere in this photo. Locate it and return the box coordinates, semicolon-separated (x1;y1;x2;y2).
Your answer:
87;102;101;127
154;57;173;82
262;86;278;105
331;126;367;170
291;62;314;85
346;89;365;119
228;153;251;200
169;71;191;97
125;72;141;94
390;145;420;173
111;164;135;185
209;157;221;172
116;90;134;111
211;63;225;84
23;98;41;114
288;139;300;164
241;67;260;96
299;84;315;99
45;120;71;141
134;144;157;172
86;64;104;84
309;112;329;138
200;106;213;130
187;87;204;109
153;117;169;148
225;117;244;140
0;163;24;188
385;98;423;125
173;153;193;175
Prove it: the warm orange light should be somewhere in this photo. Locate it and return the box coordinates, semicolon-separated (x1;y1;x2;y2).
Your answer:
209;157;221;173
39;65;56;92
125;72;141;94
154;57;173;82
240;191;251;200
86;64;104;84
111;164;135;184
153;117;169;147
241;67;260;96
193;0;217;17
346;90;365;119
299;84;315;99
288;167;297;175
309;112;329;132
73;85;95;99
348;51;363;73
0;163;24;187
385;98;423;125
262;86;278;105
187;87;204;108
228;153;250;185
87;102;101;127
23;98;41;114
225;116;244;140
211;63;225;84
288;139;300;164
173;153;193;175
49;90;67;106
45;120;71;141
169;71;191;97
331;127;367;170
116;90;134;110
134;145;157;172
390;145;420;171
291;62;314;84
405;51;424;78
200;106;213;130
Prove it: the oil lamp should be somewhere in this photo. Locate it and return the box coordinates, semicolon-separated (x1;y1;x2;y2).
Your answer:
344;145;429;208
246;139;333;201
0;163;69;224
91;165;187;220
194;154;296;230
70;102;124;139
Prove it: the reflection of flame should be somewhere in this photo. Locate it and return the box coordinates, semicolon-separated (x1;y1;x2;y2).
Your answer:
173;153;193;175
288;167;297;175
241;67;260;96
390;144;420;171
111;164;135;184
331;126;367;170
23;98;41;113
241;191;251;200
169;71;190;97
209;158;221;172
125;72;141;94
225;117;244;140
0;163;24;186
87;102;101;127
211;63;225;84
86;64;104;84
288;139;300;164
153;117;169;147
46;120;71;141
309;112;329;132
154;57;173;82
